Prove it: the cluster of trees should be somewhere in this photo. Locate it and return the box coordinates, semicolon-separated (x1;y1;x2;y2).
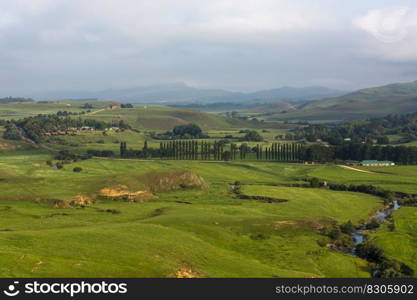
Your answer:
240;130;264;142
286;112;417;145
80;103;94;109
45;150;91;170
118;140;305;161
3;115;130;143
56;111;87;117
301;143;417;165
120;103;133;108
356;243;414;278
151;124;209;140
115;140;417;165
335;143;417;164
120;140;159;159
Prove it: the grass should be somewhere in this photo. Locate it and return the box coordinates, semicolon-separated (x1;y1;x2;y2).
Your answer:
0;151;380;277
308;164;417;194
79;105;249;130
241;185;383;224
370;207;417;272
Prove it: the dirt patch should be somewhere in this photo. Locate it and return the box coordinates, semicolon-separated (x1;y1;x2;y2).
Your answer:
41;212;70;218
34;196;95;208
99;184;129;198
31;261;44;273
0;142;17;150
96;208;121;214
338;165;375;174
273;218;333;232
176;267;202;278
99;185;158;202
237;194;288;203
144;170;208;192
68;195;93;207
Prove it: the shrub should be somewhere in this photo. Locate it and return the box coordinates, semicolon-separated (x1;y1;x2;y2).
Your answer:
73;167;83;173
328;227;342;240
340;220;356;234
241;130;264;142
355;242;385;263
365;219;380;230
309;177;321;188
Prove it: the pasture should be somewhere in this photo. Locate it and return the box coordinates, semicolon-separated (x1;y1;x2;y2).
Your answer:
0;151;384;277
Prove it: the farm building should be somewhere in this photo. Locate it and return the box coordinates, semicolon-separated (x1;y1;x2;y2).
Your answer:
360;160;395;167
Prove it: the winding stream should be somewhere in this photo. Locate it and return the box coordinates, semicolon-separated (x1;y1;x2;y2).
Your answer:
351;200;400;254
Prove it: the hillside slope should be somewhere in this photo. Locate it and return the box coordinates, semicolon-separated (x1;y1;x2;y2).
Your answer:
84;105;251;130
254;81;417;122
28;83;342;104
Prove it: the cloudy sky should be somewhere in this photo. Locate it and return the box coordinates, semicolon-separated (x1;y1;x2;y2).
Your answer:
1;0;417;95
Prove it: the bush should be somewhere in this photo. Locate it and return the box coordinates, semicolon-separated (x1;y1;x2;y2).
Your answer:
173;124;203;138
328;227;342;240
365;219;380;230
73;167;83;173
355;242;385;263
309;177;321;188
241;130;264;142
340;220;356;234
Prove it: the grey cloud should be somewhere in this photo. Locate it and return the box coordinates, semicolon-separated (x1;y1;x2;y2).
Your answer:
0;0;417;96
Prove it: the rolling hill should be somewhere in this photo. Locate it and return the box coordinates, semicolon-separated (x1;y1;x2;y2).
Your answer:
26;83;343;104
254;81;417;122
0;100;254;131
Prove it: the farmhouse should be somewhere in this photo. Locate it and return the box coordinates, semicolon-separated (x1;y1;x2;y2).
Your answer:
360;160;395;167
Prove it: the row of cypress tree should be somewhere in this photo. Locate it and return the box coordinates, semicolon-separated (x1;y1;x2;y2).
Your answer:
120;140;304;161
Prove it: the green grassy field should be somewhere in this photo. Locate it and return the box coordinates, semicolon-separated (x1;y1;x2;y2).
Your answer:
308;164;417;194
0;151;387;277
371;207;417;272
0;101;113;121
1;101;416;278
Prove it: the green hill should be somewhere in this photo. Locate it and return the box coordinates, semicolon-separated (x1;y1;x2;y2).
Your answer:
85;105;250;130
254;81;417;122
0;101;252;131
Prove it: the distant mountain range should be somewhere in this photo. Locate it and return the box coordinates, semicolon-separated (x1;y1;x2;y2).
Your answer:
28;83;344;104
259;81;417;122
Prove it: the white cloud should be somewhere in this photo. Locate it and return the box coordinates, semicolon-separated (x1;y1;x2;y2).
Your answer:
0;0;417;93
354;6;417;61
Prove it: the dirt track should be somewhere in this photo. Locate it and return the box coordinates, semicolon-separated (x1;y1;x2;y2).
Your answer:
337;165;374;174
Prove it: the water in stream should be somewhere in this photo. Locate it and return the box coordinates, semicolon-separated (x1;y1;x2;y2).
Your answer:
351;201;400;254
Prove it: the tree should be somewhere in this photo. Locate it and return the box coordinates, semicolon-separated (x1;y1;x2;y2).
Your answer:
309;177;321;188
241;130;264;142
3;124;21;140
81;103;93;109
121;103;133;108
355;242;385;263
340;220;356;234
172;123;204;138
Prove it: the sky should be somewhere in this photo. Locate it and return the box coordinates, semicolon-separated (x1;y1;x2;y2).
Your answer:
1;0;417;95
